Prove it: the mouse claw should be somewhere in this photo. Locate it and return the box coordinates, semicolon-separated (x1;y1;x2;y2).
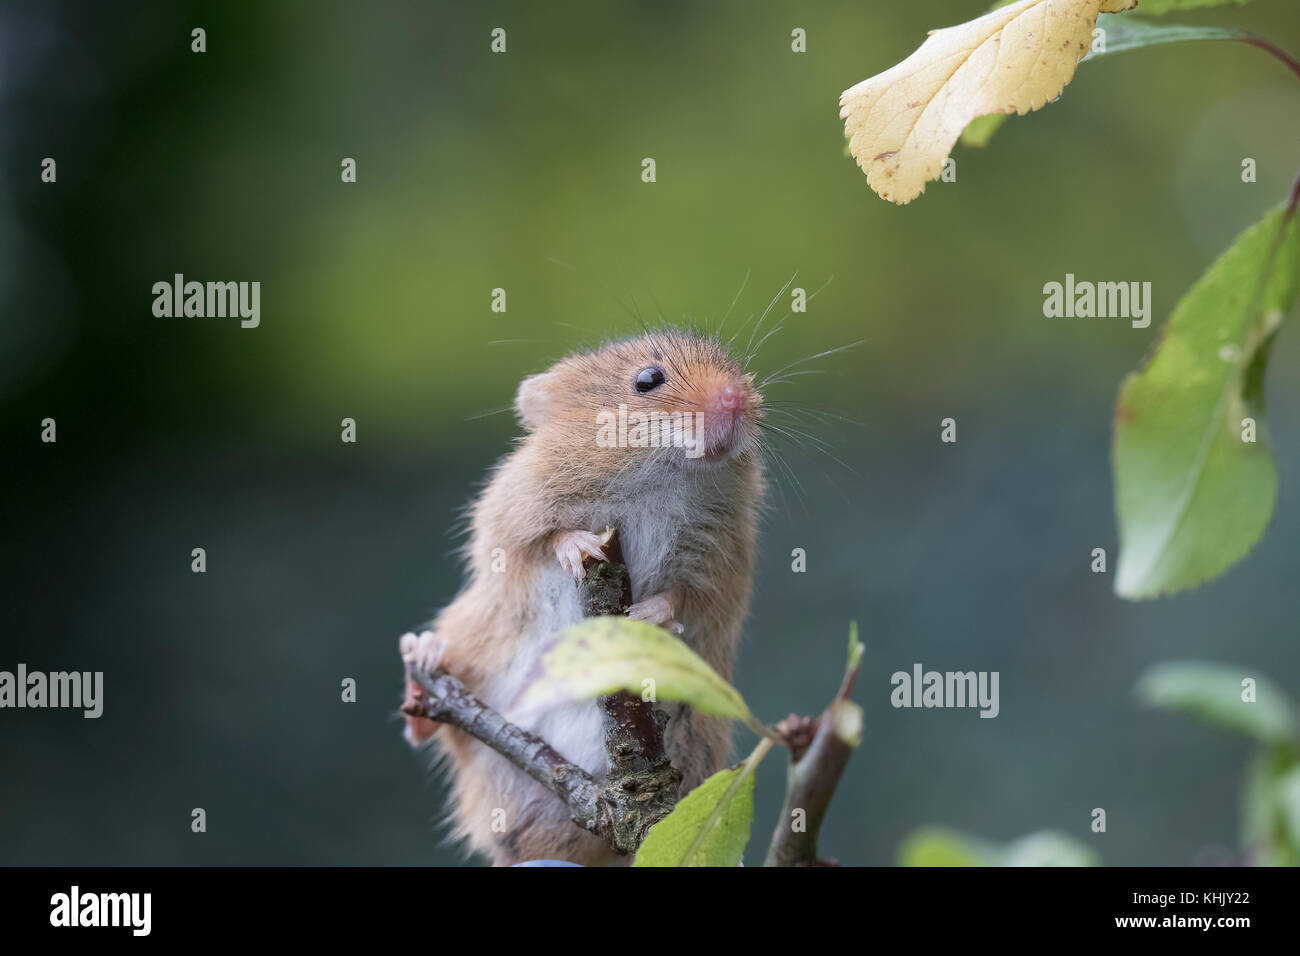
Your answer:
627;592;682;634
552;530;607;579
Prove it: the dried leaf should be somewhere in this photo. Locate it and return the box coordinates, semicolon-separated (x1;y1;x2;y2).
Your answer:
840;0;1136;204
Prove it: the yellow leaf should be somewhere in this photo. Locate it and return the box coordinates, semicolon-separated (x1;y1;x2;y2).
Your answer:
839;0;1136;204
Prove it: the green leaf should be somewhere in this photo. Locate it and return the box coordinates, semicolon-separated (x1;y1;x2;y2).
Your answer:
1129;0;1255;14
1136;662;1299;744
1113;206;1300;598
1086;14;1244;63
633;764;756;867
899;827;1098;866
1001;831;1101;867
518;615;753;723
846;620;864;676
1276;765;1300;851
898;827;997;866
960;112;1010;149
1242;747;1300;866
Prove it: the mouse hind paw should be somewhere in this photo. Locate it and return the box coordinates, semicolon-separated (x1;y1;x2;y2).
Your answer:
627;591;684;635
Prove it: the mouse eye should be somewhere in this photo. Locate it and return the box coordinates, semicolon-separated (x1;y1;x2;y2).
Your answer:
634;366;666;393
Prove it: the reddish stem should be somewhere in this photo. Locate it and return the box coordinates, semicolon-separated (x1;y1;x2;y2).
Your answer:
1239;35;1300;82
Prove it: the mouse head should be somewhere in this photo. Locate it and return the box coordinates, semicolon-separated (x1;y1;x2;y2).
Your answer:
515;330;762;467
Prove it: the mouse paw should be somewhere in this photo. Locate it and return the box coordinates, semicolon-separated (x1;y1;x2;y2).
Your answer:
400;630;446;746
552;530;606;579
401;629;447;673
627;592;684;635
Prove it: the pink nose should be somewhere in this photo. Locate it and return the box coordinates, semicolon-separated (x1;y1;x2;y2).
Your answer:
718;384;746;411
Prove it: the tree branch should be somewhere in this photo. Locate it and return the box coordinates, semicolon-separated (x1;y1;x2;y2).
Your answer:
402;526;680;856
582;528;682;852
763;636;864;867
405;666;604;833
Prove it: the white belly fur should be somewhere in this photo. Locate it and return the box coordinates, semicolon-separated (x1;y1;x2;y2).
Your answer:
478;562;608;779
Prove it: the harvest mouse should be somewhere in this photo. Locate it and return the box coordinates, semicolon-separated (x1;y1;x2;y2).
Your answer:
400;329;765;866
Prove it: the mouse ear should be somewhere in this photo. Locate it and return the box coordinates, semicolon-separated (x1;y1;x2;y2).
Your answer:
514;372;553;431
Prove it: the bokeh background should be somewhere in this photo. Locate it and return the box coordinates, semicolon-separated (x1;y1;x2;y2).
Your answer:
2;0;1298;865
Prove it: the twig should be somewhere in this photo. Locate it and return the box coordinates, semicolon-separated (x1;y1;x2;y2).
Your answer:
405;667;605;834
763;635;864;867
402;526;680;856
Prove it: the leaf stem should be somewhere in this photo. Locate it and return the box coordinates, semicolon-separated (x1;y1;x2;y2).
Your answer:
1238;35;1300;83
1089;25;1300;82
747;713;785;745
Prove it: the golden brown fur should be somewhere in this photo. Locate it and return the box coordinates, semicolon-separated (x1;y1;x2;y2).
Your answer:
402;330;765;865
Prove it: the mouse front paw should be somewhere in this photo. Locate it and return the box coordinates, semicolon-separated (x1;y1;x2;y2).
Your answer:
627;591;684;635
551;530;607;579
400;630;446;746
401;629;447;674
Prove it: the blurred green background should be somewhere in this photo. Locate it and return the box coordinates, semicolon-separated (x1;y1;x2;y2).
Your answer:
2;0;1298;865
